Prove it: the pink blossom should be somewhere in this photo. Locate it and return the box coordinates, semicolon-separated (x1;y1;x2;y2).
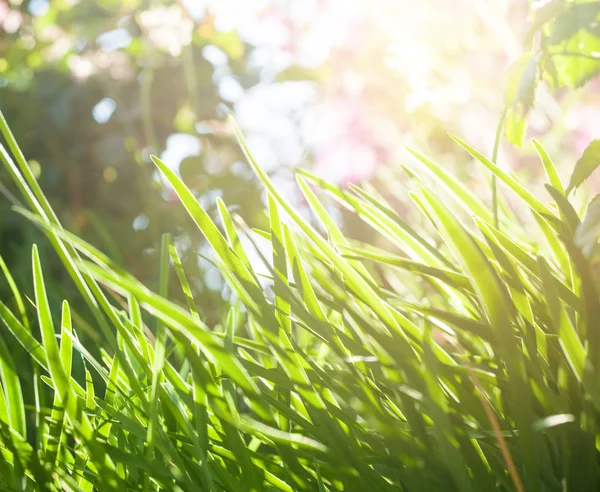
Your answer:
309;92;388;186
313;140;379;187
0;2;8;24
164;187;181;204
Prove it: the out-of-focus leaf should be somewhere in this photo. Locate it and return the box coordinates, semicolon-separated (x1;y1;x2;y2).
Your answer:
533;139;565;195
450;134;554;217
207;30;245;60
549;31;600;88
576;194;600;257
504;110;528;148
532;414;575;432
174;104;196;134
504;53;538;147
525;0;565;46
276;66;331;83
566;140;600;194
548;2;600;45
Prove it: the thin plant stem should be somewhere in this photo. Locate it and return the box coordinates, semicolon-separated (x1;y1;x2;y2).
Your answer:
492;107;508;230
453;340;526;492
141;68;158;153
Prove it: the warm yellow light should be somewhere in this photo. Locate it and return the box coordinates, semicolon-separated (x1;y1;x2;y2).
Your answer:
28;160;41;179
103;167;118;183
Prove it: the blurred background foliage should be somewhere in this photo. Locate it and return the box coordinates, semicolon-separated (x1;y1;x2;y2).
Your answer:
1;0;600;327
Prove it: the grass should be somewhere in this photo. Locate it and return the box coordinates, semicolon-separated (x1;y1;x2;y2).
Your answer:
0;107;599;491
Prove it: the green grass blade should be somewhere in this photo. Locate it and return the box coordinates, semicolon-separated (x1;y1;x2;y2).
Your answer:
151;155;268;320
450;134;553;217
145;234;171;468
532;139;565;195
405;146;494;223
0;334;26;440
417;188;538;491
32;245;120;491
45;301;73;464
0;254;30;331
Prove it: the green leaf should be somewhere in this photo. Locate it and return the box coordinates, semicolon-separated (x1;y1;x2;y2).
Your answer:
525;0;565;46
268;195;291;339
44;301;73;464
32;245;120;491
549;31;600;88
417;188;539;491
533;139;565;195
504;53;538;147
548;2;600;44
537;257;584;382
405;146;493;222
566;140;600;194
0;254;30;332
421;321;473;492
340;245;473;291
450;134;554;217
145;234;171;461
576;194;600;257
0;333;25;440
229;116;420;352
151;155;267;321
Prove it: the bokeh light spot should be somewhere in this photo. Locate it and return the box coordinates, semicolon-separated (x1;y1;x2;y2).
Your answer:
202;45;228;66
160;133;202;175
28;160;41;179
28;0;49;17
97;28;132;52
103;167;118;183
92;98;117;124
132;214;150;231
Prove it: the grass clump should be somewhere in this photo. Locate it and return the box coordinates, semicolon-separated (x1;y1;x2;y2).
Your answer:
0;108;599;491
